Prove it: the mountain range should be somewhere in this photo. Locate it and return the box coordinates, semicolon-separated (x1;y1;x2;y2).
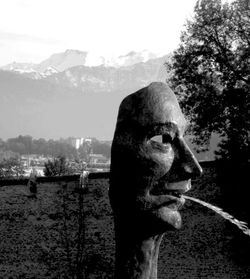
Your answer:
0;50;170;138
1;49;161;75
0;49;217;160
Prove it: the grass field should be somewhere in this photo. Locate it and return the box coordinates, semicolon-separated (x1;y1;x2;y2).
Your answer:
1;167;250;278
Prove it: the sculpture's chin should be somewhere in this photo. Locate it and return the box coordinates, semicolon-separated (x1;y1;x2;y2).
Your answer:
154;207;182;230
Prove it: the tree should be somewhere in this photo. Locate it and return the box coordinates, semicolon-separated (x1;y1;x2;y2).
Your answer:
0;157;25;178
0;149;19;161
166;0;250;163
43;156;85;176
78;141;92;162
44;156;71;176
91;139;111;159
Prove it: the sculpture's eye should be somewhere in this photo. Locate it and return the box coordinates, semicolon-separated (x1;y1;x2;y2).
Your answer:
150;135;162;143
150;134;173;144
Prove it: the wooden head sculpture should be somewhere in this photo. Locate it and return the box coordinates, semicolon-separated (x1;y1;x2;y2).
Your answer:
109;82;202;279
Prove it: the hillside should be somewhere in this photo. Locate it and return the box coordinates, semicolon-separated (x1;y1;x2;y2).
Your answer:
0;49;218;160
0;52;169;141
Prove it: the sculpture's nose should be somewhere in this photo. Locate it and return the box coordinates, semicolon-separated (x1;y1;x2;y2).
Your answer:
178;137;203;179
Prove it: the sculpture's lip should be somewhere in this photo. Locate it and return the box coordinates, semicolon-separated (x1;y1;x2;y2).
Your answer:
150;180;191;210
153;179;191;197
151;194;185;211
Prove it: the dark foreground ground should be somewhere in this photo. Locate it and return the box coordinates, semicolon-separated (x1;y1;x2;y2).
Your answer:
0;166;250;278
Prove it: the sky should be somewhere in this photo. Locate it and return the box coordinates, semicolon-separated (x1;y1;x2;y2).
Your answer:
0;0;198;66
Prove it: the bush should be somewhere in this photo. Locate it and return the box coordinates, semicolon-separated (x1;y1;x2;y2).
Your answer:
43;156;86;176
0;157;25;179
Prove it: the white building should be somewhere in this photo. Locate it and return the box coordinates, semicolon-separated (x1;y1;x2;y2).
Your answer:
68;137;92;149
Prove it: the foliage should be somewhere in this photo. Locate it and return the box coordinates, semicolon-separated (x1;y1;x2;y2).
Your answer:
78;141;92;162
0;136;111;161
43;156;86;176
91;139;111;159
0;157;25;178
2;135;78;158
77;139;111;162
0;149;20;161
166;0;250;163
67;159;87;174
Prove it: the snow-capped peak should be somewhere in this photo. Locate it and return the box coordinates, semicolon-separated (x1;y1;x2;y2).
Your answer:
104;50;158;68
40;66;59;78
1;62;37;72
0;49;163;78
84;52;105;67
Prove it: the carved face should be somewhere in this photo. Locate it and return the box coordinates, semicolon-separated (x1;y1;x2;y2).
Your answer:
109;82;202;233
